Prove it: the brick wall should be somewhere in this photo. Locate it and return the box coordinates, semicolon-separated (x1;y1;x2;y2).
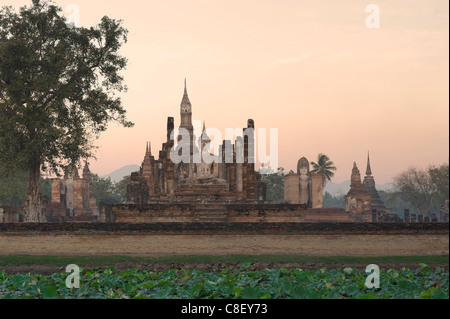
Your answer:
100;203;308;223
311;174;324;208
305;208;352;223
284;174;300;204
1;222;448;235
228;204;306;223
104;204;196;223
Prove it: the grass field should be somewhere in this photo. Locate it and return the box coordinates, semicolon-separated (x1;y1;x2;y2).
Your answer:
1;254;448;267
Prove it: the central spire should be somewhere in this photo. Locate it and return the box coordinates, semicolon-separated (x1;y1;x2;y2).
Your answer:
366;151;372;176
180;79;194;134
181;78;191;109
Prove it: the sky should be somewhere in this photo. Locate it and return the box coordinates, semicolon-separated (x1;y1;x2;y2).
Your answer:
6;0;450;184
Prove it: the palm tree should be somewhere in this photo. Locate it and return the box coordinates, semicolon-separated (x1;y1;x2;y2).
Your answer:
310;153;337;186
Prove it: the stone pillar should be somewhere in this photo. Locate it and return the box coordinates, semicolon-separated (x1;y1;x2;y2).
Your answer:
404;209;410;223
218;144;224;180
372;209;377;222
237;136;245;197
418;214;424;223
284;173;300;204
247;162;256;200
310;174;324;208
0;208;4;223
244;120;255;200
237;134;244;197
82;179;90;211
439;205;448;222
222;140;232;182
229;144;237;193
98;203;107;222
411;214;416;223
73;178;84;215
424;216;430;223
65;178;74;217
51;179;61;203
236;163;243;194
90;196;99;218
166;117;175;198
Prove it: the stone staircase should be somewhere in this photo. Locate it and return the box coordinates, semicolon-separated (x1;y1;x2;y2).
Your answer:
194;204;229;223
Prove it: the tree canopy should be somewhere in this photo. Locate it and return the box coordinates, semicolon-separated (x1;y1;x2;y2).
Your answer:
310;153;337;186
391;162;449;218
0;0;133;221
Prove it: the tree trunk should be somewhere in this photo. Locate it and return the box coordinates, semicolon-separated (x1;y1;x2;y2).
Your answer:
22;161;47;223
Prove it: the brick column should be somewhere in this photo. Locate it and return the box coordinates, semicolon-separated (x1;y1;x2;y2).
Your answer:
404;209;410;223
166;117;175;198
51;179;61;203
284;174;300;204
372;209;377;222
230;145;237;193
310;174;324;208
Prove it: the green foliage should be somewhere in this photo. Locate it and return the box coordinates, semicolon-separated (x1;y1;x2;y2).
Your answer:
323;192;345;208
89;174;130;206
260;167;284;202
0;0;132;173
0;266;447;299
310;154;337;186
0;168;129;209
390;162;449;217
39;177;52;201
0;164;51;208
114;175;131;203
0;167;27;208
379;190;416;217
90;174;118;206
0;0;133;219
428;162;449;205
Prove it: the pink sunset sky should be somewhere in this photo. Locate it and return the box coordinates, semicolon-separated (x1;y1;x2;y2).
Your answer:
8;0;450;184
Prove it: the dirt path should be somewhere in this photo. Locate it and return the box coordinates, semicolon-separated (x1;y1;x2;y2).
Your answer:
1;233;448;274
1;234;448;257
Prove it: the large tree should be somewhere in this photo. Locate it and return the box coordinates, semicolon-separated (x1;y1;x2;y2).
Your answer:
0;0;133;222
392;166;440;218
310;153;337;186
428;162;449;205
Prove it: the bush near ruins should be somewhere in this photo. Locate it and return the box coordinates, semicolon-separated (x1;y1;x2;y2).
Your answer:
260;167;285;202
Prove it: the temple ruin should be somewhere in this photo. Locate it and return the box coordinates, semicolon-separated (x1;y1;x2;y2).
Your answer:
126;81;267;205
345;162;372;215
47;162;99;222
362;152;388;211
283;157;324;208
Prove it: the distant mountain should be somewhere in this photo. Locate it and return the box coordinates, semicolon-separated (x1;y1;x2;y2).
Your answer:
324;180;351;197
324;180;394;197
376;183;395;192
101;165;140;183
